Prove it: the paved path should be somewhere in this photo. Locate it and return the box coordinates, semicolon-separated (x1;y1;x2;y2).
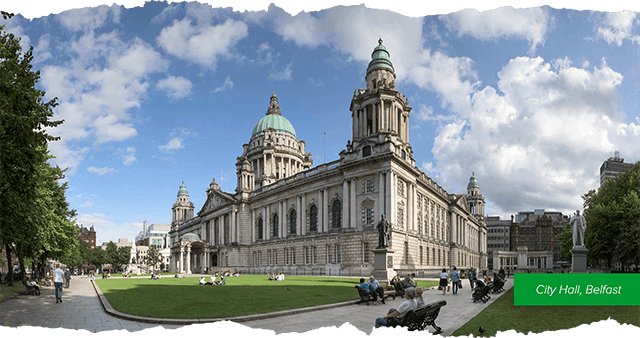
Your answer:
0;276;512;335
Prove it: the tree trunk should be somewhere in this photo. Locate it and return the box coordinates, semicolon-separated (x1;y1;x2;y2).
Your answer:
5;244;14;286
14;244;29;291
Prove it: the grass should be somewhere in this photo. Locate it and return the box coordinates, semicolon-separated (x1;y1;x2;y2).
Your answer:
95;275;438;319
0;283;25;300
453;287;640;336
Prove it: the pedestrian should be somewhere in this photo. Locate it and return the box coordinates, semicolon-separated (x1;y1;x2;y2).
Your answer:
450;266;460;295
439;268;448;295
468;266;476;290
64;267;71;289
53;264;64;303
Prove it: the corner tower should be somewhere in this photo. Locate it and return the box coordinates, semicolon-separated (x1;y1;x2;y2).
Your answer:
172;181;194;225
346;39;413;165
467;173;485;222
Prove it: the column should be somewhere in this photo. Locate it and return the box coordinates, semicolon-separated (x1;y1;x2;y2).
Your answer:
218;215;224;245
231;210;236;243
317;190;324;232
385;171;392;223
342;180;349;229
186;247;191;274
279;200;284;237
301;194;306;236
251;210;256;242
390;172;396;224
323;188;329;231
373;102;378;133
407;183;413;231
350;178;356;228
296;195;301;236
378;172;385;218
265;206;270;240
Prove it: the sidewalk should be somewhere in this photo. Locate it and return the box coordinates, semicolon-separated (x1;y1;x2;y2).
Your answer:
0;276;512;335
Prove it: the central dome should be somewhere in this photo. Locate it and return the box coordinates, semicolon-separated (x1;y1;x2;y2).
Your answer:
251;93;297;138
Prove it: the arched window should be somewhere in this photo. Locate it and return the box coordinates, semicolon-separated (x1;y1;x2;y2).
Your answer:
258;218;263;240
332;200;342;228
309;205;318;232
290;210;297;235
273;214;279;237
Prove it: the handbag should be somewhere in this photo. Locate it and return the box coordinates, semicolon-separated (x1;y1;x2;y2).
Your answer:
438;285;442;291
458;281;463;289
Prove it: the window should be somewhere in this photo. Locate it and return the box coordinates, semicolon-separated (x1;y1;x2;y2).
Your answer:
290;210;297;235
305;247;310;264
258;218;263;240
365;178;375;193
328;245;334;263
397;179;405;196
397;208;404;227
362;146;371;157
309;205;318;232
332;200;342;228
366;207;374;225
313;247;317;264
337;245;342;263
405;242;409;264
273;214;279;237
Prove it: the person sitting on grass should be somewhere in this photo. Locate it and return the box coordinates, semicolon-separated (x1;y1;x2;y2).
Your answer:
268;273;275;281
275;272;283;281
199;277;207;285
217;276;226;285
210;274;217;285
374;287;418;328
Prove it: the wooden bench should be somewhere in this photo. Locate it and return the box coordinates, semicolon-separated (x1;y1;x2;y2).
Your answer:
355;285;377;305
389;300;447;333
381;285;397;301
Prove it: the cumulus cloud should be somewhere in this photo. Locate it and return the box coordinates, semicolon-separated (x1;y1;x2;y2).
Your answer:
427;56;638;217
56;4;121;32
439;7;550;53
75;213;112;228
87;166;117;175
157;75;193;99
213;76;234;93
594;11;639;46
117;147;136;166
156;18;249;68
268;63;293;81
158;128;198;153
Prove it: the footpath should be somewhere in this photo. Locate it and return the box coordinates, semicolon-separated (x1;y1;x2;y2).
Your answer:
0;276;513;335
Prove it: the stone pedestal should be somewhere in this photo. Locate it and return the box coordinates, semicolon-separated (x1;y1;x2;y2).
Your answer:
571;246;588;273
372;248;395;285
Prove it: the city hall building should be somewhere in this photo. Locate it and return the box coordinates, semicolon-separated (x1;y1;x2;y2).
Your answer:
168;40;487;277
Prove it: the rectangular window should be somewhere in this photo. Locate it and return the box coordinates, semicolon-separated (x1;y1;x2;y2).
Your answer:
366;208;374;224
327;246;333;264
420;246;423;265
337;245;342;264
305;247;310;264
313;246;317;264
365;178;375;193
398;208;404;227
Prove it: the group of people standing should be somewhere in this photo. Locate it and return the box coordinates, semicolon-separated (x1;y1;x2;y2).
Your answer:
439;266;477;295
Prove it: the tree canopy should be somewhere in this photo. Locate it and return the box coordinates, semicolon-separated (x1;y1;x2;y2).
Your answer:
583;163;640;271
1;12;77;287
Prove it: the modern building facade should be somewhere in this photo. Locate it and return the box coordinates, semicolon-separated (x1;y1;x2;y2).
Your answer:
600;151;635;187
168;40;487;277
486;216;512;268
134;221;171;270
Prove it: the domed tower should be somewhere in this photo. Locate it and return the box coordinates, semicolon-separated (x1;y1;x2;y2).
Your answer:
467;173;485;222
172;181;194;225
346;39;413;165
236;93;313;194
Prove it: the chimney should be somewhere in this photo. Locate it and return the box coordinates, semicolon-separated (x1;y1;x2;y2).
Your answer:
143;221;148;235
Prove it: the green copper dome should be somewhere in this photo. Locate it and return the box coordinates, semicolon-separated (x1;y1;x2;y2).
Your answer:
468;173;479;188
367;38;395;75
182;233;199;241
178;181;189;196
251;93;297;138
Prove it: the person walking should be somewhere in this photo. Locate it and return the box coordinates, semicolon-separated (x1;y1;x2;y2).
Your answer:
64;267;71;289
53;264;64;303
468;267;476;290
451;266;460;295
439;268;449;295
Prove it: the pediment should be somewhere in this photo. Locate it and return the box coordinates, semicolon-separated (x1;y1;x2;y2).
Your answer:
198;190;235;216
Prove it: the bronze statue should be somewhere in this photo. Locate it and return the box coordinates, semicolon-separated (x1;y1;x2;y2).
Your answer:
377;214;390;248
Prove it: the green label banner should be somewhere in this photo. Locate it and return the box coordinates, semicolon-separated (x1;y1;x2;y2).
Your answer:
514;274;640;306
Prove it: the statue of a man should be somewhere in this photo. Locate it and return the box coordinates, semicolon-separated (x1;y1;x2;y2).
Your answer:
570;210;586;247
377;214;389;248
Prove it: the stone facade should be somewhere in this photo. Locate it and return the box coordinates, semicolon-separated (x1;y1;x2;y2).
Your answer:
169;40;487;277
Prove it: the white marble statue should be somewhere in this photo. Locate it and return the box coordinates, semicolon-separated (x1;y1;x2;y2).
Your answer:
570;210;586;247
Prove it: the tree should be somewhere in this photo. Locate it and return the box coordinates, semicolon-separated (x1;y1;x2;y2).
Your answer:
584;163;640;271
115;246;131;271
88;247;106;270
1;12;78;290
145;245;162;271
556;226;572;261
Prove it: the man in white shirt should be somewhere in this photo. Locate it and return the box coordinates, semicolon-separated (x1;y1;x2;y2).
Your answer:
52;264;64;303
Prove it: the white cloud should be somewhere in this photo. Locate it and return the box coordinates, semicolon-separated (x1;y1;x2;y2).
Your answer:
47;140;89;176
213;76;234;93
56;4;121;32
79;201;94;207
268;63;293;81
157;75;193;99
75;213;112;228
156;18;249;68
439;7;550;53
117;147;136;166
426;56;636;216
594;11;639;46
87;166;117;175
158;128;198;153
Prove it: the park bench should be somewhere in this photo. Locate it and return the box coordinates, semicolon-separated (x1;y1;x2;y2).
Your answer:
472;284;492;303
388;300;447;333
491;278;505;293
355;284;396;305
390;280;405;298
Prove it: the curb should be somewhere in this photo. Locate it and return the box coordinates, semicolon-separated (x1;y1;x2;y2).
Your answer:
90;280;361;325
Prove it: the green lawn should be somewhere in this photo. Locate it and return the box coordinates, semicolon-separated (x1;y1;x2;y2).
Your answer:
0;283;24;300
95;275;438;319
454;287;640;336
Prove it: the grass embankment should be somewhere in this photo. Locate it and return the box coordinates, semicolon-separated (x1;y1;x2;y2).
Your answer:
454;287;640;336
95;275;438;319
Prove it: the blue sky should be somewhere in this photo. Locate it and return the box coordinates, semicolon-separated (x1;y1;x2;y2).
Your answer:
3;1;640;246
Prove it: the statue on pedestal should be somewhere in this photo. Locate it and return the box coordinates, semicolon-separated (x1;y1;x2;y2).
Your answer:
570;210;586;247
376;214;390;248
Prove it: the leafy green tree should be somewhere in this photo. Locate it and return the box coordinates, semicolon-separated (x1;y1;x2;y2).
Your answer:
105;242;118;268
556;226;572;261
115;246;131;271
145;245;162;271
88;247;106;269
584;163;640;271
1;12;77;290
